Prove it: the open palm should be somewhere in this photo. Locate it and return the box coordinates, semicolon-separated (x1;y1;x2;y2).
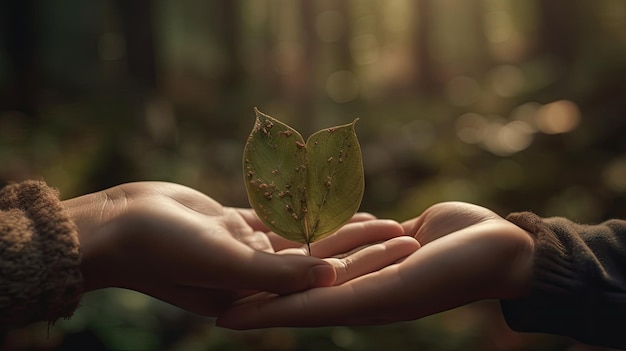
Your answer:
218;201;534;328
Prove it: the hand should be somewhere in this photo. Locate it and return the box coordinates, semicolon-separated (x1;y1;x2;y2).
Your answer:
63;182;417;316
217;201;534;328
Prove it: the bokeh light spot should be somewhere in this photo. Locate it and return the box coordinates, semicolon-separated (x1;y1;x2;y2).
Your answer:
499;120;534;153
455;113;489;144
481;118;534;156
510;102;542;131
535;100;581;134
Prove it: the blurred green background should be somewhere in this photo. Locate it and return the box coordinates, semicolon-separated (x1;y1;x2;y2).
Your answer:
1;0;625;350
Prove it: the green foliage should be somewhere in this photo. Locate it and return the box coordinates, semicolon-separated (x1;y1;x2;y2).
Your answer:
243;108;364;252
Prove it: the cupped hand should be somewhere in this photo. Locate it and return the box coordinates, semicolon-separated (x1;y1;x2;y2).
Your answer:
217;201;535;328
63;182;416;316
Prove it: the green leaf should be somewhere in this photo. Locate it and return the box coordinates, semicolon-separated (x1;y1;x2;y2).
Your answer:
243;108;364;252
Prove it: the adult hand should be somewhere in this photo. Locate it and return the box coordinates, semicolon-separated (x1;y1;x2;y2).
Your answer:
63;182;416;316
217;201;534;328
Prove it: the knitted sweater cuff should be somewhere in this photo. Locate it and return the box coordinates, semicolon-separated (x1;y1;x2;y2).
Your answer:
0;180;83;329
500;212;626;348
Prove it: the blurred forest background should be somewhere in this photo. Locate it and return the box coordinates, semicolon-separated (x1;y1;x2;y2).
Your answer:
1;0;626;350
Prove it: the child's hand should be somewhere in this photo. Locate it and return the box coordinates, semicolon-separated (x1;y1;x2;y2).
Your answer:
217;202;534;328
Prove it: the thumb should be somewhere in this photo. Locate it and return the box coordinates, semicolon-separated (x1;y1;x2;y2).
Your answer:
229;251;337;295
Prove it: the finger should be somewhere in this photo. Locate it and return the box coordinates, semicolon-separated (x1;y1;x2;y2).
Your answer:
266;232;303;251
270;218;406;256
218;220;529;329
274;219;406;257
402;202;503;245
223;250;337;294
328;236;420;285
235;210;379;252
348;212;377;222
308;219;405;258
401;215;423;238
217;238;421;329
216;264;403;329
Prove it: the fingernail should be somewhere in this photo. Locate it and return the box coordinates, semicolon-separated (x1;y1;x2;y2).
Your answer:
308;264;335;287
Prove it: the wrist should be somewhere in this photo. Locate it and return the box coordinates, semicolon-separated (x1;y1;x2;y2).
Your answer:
499;225;535;299
62;191;126;291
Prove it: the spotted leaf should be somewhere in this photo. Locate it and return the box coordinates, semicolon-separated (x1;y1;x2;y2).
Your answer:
243;108;364;253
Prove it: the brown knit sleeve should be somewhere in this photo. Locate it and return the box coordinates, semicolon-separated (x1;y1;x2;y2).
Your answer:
0;180;83;329
500;211;626;349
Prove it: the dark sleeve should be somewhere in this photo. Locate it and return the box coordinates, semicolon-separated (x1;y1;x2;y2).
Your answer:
500;212;626;349
0;180;83;330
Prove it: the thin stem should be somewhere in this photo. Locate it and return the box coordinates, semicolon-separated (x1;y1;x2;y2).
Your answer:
307;241;312;256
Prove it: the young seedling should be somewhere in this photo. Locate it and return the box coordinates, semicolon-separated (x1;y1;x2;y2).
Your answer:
243;108;364;255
